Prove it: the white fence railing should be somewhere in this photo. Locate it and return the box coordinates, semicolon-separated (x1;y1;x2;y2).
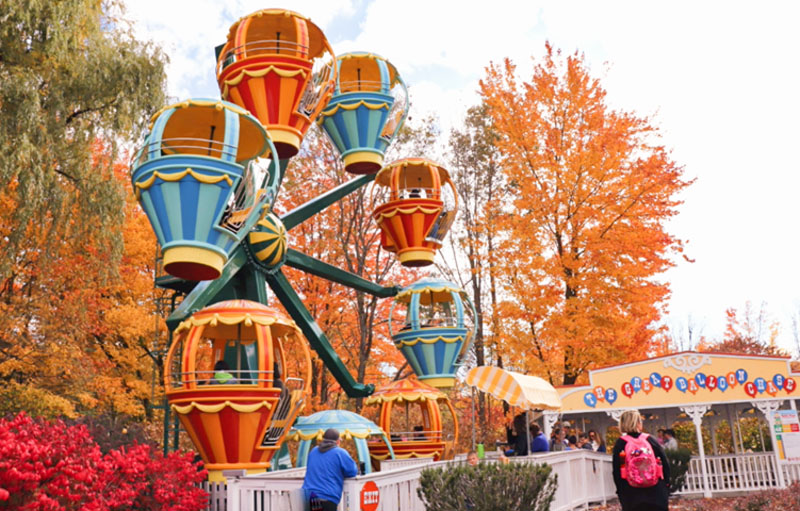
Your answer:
379;457;437;471
209;451;800;510
677;452;800;494
222;450;613;511
202;480;227;511
529;451;615;511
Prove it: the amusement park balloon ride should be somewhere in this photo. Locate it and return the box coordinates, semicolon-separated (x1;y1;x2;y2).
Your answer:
130;9;474;480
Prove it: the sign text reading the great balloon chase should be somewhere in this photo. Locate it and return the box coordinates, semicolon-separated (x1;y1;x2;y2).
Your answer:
582;369;796;408
556;352;800;412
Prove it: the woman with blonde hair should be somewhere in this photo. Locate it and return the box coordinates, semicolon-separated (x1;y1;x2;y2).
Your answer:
612;410;670;511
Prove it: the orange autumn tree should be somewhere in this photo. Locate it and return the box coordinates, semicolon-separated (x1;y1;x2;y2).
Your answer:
0;142;161;418
698;302;784;356
480;44;692;385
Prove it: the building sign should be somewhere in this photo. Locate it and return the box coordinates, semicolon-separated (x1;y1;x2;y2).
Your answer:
582;369;795;408
773;409;800;463
360;481;380;511
557;352;800;412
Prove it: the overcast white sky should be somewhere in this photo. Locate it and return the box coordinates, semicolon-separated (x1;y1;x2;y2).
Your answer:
126;0;800;353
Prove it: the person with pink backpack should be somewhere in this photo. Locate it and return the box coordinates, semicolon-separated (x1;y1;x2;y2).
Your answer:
612;410;671;511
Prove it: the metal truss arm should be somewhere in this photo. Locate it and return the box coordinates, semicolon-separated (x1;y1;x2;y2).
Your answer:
281;173;375;230
285;249;400;298
266;269;374;398
165;245;256;330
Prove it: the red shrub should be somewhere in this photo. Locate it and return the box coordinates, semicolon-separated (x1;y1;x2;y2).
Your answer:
0;413;208;511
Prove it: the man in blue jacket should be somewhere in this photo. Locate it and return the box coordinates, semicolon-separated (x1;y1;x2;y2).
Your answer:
530;424;549;453
302;428;358;511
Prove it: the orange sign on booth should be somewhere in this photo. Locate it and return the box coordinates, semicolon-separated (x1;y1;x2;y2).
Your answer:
361;481;380;511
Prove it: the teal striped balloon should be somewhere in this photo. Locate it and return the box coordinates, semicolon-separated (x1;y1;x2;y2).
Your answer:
318;52;408;174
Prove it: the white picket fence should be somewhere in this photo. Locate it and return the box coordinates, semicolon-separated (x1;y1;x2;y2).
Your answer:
205;480;227;511
202;451;800;511
678;452;800;494
216;450;614;511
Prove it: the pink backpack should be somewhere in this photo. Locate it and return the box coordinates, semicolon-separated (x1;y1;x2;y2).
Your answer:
620;433;663;488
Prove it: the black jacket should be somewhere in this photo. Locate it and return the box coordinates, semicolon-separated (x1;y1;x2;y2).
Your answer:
612;432;671;511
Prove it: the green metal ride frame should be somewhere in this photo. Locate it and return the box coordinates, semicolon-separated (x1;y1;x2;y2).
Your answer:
164;160;398;398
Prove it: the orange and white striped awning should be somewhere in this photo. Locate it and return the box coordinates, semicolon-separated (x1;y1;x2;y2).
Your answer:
465;366;561;411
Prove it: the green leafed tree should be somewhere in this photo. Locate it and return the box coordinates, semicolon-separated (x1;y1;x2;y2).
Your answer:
0;0;167;276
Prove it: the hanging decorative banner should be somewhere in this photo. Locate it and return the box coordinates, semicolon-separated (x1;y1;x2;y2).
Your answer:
566;363;798;412
736;369;748;384
556;352;800;413
650;372;662;387
695;373;707;388
621;382;634;398
767;381;778;396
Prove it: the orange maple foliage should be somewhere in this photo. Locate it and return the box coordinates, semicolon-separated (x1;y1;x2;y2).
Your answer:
0;141;161;418
698;302;784;356
480;44;692;385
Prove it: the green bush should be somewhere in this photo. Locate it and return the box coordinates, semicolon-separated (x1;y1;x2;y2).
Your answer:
665;447;692;494
417;461;556;511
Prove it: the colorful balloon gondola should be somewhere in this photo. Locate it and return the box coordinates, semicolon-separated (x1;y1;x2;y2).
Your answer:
127;6;472;481
365;377;458;462
390;278;475;388
372;158;458;267
164;300;311;481
130;99;275;281
287;409;394;474
215;9;336;158
317;52;408;174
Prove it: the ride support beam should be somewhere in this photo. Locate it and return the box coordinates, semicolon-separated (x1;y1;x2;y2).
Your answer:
262;158;291;201
281;173;375;230
266;269;374;398
165;245;250;330
285;249;400;298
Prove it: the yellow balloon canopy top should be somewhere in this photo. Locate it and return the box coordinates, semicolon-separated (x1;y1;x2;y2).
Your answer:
174;299;300;339
393;280;467;305
364;376;448;405
223;9;330;60
374;158;452;195
336;52;400;93
146;99;270;163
